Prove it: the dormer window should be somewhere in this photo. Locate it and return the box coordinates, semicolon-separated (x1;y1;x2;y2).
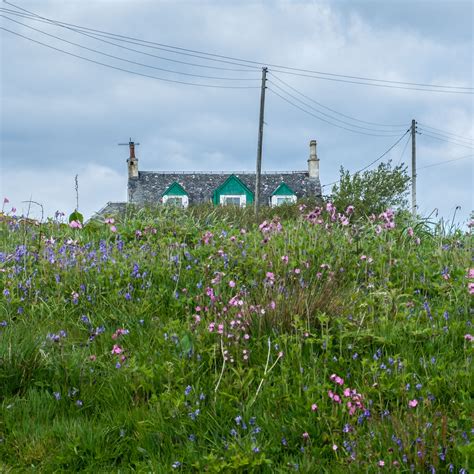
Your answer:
271;182;297;207
212;175;254;208
162;182;189;208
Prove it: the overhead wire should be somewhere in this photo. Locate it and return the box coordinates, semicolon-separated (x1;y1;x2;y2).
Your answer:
418;130;474;149
417;154;473;170
0;14;260;82
418;128;473;146
267;86;406;136
269;72;407;128
266;68;473;94
396;133;411;165
0;5;260;71
0;7;258;72
2;1;473;94
0;26;260;89
417;123;473;143
321;130;411;189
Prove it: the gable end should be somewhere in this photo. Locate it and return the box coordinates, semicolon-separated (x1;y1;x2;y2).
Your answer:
162;182;188;197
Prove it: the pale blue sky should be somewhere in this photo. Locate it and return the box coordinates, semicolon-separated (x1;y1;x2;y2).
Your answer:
1;0;472;222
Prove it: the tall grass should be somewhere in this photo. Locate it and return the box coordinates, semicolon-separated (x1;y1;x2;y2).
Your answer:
0;204;472;472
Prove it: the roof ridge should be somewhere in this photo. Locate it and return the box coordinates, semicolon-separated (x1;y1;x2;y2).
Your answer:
139;170;308;175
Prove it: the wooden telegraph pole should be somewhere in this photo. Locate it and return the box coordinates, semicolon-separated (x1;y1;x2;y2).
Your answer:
411;119;417;216
255;67;268;219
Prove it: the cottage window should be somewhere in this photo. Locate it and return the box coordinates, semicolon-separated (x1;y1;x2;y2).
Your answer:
162;194;189;208
271;194;297;207
224;197;241;206
219;194;246;207
166;197;183;206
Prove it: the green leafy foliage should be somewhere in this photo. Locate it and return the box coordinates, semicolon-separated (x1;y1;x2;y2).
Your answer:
68;210;84;224
329;161;410;217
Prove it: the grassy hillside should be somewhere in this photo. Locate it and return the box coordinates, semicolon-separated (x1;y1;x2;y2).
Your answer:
0;204;472;472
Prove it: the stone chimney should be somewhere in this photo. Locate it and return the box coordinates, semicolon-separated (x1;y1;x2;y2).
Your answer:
308;139;320;179
127;141;139;179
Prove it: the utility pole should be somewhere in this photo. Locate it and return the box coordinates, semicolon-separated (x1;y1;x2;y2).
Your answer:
255;67;268;219
411;119;417;216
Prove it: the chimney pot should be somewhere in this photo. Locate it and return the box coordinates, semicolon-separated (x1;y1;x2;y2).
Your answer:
308;139;320;179
127;141;139;179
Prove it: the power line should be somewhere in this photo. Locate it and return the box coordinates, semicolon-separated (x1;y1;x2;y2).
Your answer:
418;130;474;149
268;80;406;134
321;130;411;189
267;68;473;94
0;7;258;73
0;5;260;71
0;6;259;73
397;133;411;165
417;123;473;143
3;1;472;94
0;26;260;89
418;127;473;146
268;87;405;137
269;72;407;128
418;154;473;170
0;14;260;82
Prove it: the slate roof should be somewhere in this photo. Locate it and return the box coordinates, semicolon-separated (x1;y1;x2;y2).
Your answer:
129;171;321;205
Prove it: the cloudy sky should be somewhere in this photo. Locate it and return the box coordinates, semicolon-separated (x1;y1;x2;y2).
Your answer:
1;0;472;223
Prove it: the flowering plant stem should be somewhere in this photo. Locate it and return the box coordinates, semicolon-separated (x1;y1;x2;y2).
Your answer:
249;337;282;408
214;336;226;393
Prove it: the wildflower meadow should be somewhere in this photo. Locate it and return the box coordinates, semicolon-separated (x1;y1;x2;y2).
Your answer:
0;200;472;472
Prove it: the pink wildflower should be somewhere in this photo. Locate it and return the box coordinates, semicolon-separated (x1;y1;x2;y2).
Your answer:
3;197;9;204
229;280;236;288
343;388;351;397
111;344;123;355
408;399;418;408
89;355;96;361
407;227;414;236
69;220;82;229
311;403;318;412
105;217;115;224
468;268;474;279
469;282;474;295
266;272;275;281
332;444;338;451
378;460;385;467
330;374;344;385
281;255;289;264
464;334;473;342
302;432;309;440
